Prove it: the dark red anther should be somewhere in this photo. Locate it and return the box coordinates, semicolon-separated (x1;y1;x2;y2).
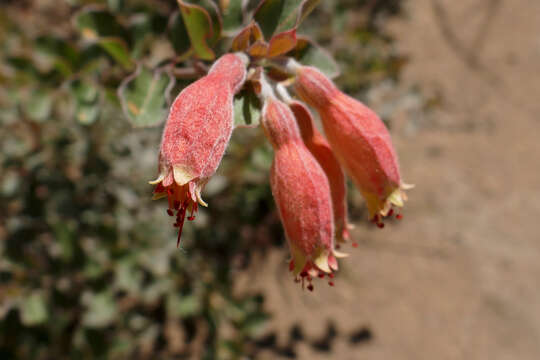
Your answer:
387;209;394;217
318;272;325;278
328;273;334;279
352;242;358;248
167;209;174;216
307;284;314;292
377;222;385;229
300;271;308;278
396;214;403;220
174;201;181;210
187;205;196;221
176;206;188;248
328;281;334;287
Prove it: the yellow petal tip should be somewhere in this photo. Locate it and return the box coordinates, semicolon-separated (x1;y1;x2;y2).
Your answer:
173;165;196;186
313;252;331;273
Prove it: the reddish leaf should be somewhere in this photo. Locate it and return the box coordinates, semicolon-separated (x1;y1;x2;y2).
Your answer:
231;22;264;51
247;40;269;57
267;29;297;57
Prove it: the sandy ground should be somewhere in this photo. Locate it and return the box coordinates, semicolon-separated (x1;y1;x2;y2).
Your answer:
238;1;540;359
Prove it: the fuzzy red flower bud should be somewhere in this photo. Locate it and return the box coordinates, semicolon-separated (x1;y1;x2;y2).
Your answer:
288;100;352;244
150;53;248;246
292;64;412;225
262;96;344;289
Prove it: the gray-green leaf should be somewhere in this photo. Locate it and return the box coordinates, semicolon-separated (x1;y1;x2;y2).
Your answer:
20;293;49;326
254;0;320;39
293;36;340;78
234;90;262;127
118;66;175;127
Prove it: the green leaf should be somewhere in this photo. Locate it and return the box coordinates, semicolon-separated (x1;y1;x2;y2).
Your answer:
197;0;223;45
6;56;39;80
118;66;175;127
53;222;75;261
72;79;99;103
242;312;269;336
24;88;53;122
293;36;340;78
254;0;320;39
178;0;217;60
75;103;101;125
70;79;101;125
20;293;48;326
220;0;244;33
74;8;125;41
35;36;80;76
168;11;191;56
167;293;201;318
82;292;117;328
114;259;142;294
234;89;261;127
129;13;153;59
108;0;124;12
98;37;134;70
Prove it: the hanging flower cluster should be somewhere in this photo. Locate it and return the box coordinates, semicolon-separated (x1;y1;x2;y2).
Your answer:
149;8;412;291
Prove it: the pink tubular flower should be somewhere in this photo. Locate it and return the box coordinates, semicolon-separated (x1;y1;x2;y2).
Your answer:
150;53;248;246
262;95;342;290
288;100;351;244
291;64;412;226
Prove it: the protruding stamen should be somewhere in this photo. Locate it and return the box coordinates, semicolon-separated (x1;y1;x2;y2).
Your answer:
176;202;188;248
396;214;403;220
328;281;334;287
307;284;314;292
187;205;196;221
387;209;394;217
167;209;174;216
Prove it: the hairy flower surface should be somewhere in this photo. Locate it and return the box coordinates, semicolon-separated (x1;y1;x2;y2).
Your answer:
150;53;248;245
288;100;351;244
292;64;411;226
262;96;342;290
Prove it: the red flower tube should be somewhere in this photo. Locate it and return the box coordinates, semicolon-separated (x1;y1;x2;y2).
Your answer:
288;99;351;244
150;53;248;246
262;94;342;290
291;63;412;226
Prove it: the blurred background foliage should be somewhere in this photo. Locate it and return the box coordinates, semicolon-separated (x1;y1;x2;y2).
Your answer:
0;0;410;358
